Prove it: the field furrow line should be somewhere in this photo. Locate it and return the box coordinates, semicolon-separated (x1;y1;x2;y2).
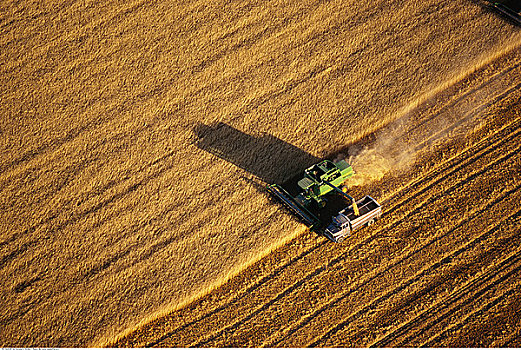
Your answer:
265;197;521;346
190;137;521;347
306;184;521;348
422;273;521;347
0;144;198;249
377;135;521;228
382;113;521;215
143;239;329;347
403;59;521;137
0;157;180;268
269;186;521;348
370;220;521;347
410;81;521;156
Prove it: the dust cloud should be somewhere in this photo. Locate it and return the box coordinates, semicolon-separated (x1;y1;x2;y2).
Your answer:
344;110;416;188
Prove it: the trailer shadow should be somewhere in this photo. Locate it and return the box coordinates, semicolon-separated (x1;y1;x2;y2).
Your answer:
193;122;320;184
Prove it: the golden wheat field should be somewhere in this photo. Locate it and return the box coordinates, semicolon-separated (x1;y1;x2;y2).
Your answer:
1;0;521;347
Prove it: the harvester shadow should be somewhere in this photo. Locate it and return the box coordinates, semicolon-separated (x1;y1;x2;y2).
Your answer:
193;122;320;184
193;122;384;234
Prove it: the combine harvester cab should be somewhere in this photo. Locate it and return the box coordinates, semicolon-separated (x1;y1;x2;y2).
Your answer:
267;158;382;243
324;196;382;243
295;159;354;208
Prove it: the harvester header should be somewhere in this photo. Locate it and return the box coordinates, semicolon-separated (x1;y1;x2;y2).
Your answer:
267;157;382;242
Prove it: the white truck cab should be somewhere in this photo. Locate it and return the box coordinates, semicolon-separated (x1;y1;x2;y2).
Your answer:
324;195;382;243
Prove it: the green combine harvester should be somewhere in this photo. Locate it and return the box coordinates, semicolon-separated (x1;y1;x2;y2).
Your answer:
267;158;382;242
267;159;354;229
294;159;354;208
268;159;366;229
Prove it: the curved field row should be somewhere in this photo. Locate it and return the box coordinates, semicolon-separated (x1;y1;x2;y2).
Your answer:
409;249;521;347
2;0;521;346
370;218;521;347
329;210;521;347
197;132;521;348
113;50;521;346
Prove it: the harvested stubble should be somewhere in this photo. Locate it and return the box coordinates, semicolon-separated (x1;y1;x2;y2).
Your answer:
1;0;520;346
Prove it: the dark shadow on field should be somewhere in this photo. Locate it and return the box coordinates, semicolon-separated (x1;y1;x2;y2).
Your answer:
193;122;320;184
471;0;521;26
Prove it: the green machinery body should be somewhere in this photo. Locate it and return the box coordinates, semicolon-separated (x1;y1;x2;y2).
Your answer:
296;159;354;208
266;158;358;233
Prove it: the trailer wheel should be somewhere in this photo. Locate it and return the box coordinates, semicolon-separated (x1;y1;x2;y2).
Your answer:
336;236;345;243
367;218;375;227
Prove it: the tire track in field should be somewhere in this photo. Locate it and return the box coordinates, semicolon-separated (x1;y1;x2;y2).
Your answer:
190;132;521;347
143;239;328;347
423;273;521;347
383;115;521;217
422;272;521;347
403;59;521;137
0;153;182;268
267;198;521;347
365;66;521;209
207;115;521;346
410;81;521;155
114;48;521;346
370;213;521;347
0;145;180;245
305;184;521;347
1;124;203;250
360;211;521;347
137;106;520;347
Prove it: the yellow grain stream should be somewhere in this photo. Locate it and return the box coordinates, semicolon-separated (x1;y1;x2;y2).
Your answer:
1;0;520;346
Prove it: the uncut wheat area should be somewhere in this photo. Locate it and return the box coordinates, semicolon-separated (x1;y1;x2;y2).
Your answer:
0;0;519;346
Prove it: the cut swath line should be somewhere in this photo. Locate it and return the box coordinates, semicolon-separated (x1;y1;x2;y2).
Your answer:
373;74;521;207
383;115;521;215
410;81;521;155
191;147;521;347
422;274;521;347
370;216;521;347
143;239;329;347
306;190;521;348
402;60;521;138
264;205;521;347
271;193;521;348
376;140;521;241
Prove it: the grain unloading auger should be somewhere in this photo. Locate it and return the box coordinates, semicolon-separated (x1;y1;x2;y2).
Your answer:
267;159;382;242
